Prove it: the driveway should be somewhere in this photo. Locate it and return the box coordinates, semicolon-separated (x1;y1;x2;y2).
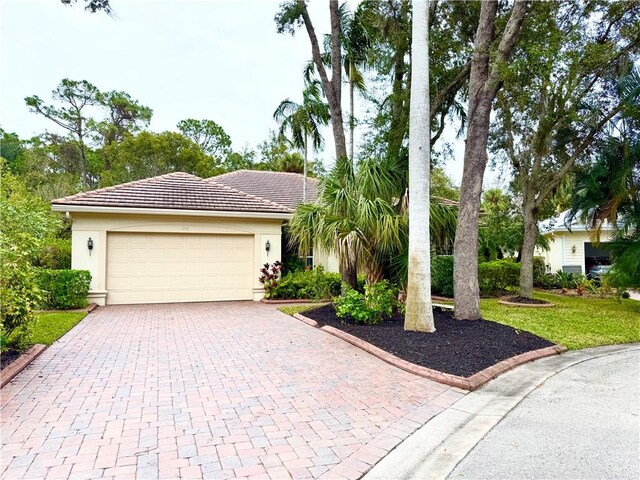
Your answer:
1;302;464;479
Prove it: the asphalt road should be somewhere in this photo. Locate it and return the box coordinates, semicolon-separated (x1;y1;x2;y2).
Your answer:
448;348;640;480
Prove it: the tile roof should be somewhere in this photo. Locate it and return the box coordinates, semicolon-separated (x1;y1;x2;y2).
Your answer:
51;172;292;214
210;170;320;209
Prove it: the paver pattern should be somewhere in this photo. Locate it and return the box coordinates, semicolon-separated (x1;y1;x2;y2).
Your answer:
1;302;464;479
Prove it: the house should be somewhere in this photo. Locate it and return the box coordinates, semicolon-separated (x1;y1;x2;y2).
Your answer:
534;210;617;275
51;170;337;306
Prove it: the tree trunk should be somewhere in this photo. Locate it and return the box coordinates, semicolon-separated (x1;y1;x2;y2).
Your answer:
303;134;308;202
453;0;528;320
349;63;355;162
519;203;538;299
453;0;498;321
405;0;434;333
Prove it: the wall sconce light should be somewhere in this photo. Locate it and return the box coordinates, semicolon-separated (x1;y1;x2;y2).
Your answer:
87;237;94;256
265;240;271;256
571;244;576;254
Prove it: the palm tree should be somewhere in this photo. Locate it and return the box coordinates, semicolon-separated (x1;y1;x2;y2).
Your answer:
288;154;457;289
404;0;434;332
273;81;330;201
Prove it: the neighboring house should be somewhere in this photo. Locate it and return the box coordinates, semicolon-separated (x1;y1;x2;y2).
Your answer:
535;210;617;275
51;170;337;306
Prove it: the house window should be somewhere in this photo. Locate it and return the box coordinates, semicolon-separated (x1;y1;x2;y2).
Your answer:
305;247;314;268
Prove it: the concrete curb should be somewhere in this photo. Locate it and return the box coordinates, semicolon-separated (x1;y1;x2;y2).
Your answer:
1;344;47;388
295;312;566;391
363;343;640;480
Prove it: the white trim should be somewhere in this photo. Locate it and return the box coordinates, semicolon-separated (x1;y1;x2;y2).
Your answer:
561;235;566;267
53;204;292;220
582;241;586;275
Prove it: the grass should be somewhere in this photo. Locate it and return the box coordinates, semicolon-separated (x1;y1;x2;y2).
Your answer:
278;305;317;317
280;292;640;351
481;291;640;350
9;311;87;348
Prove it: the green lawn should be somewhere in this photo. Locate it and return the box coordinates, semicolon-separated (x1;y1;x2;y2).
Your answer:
280;292;640;350
481;292;640;350
10;311;87;347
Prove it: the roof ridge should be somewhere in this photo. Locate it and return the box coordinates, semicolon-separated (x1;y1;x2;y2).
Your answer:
52;172;198;203
209;169;320;181
207;180;293;213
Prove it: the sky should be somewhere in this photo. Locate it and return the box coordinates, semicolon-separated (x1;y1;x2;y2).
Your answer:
1;0;503;188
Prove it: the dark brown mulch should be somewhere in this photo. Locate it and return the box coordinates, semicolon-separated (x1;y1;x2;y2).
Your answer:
0;349;22;371
504;296;552;305
302;304;555;378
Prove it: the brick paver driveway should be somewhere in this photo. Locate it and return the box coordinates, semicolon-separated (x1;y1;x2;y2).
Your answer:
1;302;464;480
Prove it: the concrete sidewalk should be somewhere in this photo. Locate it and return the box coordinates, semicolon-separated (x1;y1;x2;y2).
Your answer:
364;343;640;480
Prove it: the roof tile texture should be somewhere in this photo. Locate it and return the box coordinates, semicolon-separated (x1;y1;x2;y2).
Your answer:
52;172;292;214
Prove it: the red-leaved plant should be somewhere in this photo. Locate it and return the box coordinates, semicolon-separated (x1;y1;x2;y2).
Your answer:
258;261;283;298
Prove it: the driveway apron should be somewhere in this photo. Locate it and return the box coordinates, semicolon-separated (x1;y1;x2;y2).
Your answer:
1;302;464;479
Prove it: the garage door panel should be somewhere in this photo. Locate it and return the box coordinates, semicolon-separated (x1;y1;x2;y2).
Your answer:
107;233;254;304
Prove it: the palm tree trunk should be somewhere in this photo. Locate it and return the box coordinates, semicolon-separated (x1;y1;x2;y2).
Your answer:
303;134;308;202
349;63;355;163
404;0;434;333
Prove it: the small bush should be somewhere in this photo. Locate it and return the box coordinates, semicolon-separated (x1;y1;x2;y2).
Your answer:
535;273;562;289
532;256;547;284
556;270;582;290
335;280;398;325
269;267;342;300
36;269;91;309
431;255;454;297
259;261;283;298
478;260;520;296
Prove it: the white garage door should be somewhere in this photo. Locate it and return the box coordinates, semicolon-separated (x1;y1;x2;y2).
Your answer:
107;232;254;305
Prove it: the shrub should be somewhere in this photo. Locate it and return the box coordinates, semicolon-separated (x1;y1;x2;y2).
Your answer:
269;267;342;300
431;255;454;297
478;260;520;296
258;261;283;298
556;270;582;290
335;280;398;325
535;273;562;289
36;269;91;309
34;237;72;270
533;256;547;284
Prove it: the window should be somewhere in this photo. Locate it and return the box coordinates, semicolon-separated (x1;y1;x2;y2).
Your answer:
305;247;314;268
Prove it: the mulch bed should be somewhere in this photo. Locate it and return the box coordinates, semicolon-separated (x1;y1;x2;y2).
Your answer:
302;304;555;377
503;296;551;305
0;349;22;371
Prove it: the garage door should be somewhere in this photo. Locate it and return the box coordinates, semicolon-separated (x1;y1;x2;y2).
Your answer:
107;232;254;305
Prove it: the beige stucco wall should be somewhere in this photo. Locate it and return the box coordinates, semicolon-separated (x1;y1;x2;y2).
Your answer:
535;230;615;274
314;247;340;273
69;212;284;305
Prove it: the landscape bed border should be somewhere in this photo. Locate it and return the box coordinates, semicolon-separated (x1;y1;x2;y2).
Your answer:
292;312;566;391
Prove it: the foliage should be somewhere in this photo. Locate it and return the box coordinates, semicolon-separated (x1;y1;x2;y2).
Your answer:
431;167;460;201
36;269;91;309
431;255;454;297
479;189;525;260
0;169;61;348
92;90;153;145
177;119;232;159
535;273;562;290
555;270;582;290
258;261;283;298
481;292;640;350
33;237;72;270
477;260;521;296
269;267;342;300
100;131;219;186
335;280;398;325
568;101;640;288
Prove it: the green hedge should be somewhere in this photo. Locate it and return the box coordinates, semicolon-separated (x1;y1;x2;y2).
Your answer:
478;260;520;295
36;269;91;309
431;255;454;297
269;267;342;300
